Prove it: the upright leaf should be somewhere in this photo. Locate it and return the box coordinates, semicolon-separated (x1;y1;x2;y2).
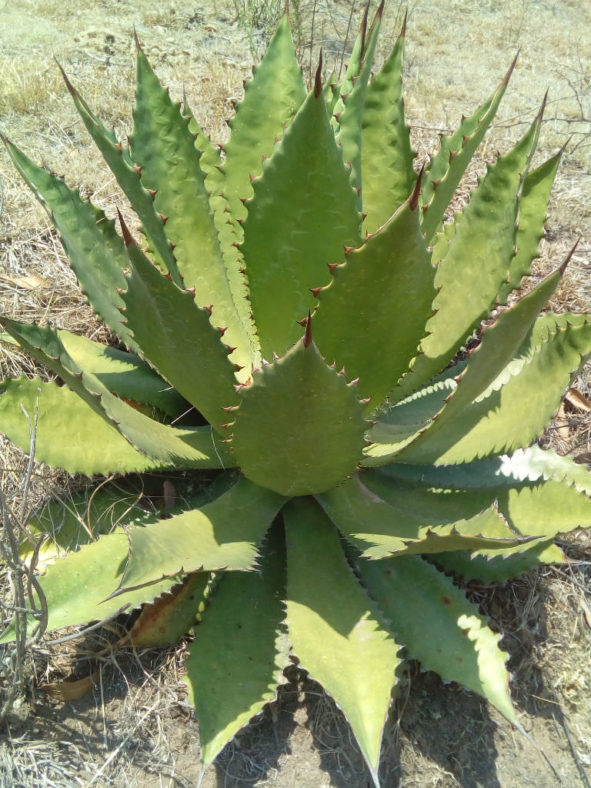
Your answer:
395;110;544;399
420;57;515;242
314;179;435;409
219;16;307;221
121;230;239;431
335;4;382;199
498;152;562;302
242;82;361;359
361;25;415;234
129;48;254;376
58;66;179;278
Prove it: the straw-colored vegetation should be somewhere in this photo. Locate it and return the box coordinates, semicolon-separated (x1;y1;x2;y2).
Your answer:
1;1;590;786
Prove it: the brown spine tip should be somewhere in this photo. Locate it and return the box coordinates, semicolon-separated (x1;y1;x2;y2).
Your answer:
117;208;134;247
360;2;370;58
310;286;323;298
503;50;519;87
328;262;340;274
55;59;76;97
559;239;579;275
303;312;313;348
539;88;549;121
217;326;228;336
409;164;425;211
314;51;323;98
147;188;157;200
400;9;408;38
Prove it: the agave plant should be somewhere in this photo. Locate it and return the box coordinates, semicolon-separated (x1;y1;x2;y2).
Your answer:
1;6;591;785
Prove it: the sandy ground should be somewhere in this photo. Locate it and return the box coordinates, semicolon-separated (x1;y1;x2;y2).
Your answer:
0;1;590;786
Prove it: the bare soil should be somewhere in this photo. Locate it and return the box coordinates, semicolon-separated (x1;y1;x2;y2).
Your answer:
1;1;590;786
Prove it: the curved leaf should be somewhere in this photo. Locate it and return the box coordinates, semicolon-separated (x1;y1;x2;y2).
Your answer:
130;48;254;377
318;475;532;560
395;110;543;399
357;555;516;722
3;138;137;351
0;377;167;474
0;532;178;644
420;58;514;242
242;84;361;359
122;477;285;590
0;319;234;469
58;329;185;416
59;66;179;279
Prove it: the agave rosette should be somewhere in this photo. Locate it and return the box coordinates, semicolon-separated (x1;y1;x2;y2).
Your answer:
1;8;591;785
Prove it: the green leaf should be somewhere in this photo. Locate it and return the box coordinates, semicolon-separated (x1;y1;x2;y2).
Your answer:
429;541;566;584
121;477;285;590
0;319;234;469
420;59;514;242
361;27;415;234
375;458;591;542
330;26;364;129
395;111;543;399
498;152;562;303
58;329;185;416
0;532;178;644
129;47;254;377
219;15;307;222
232;337;367;496
242;84;361;359
2;138;137;351
284;497;400;786
314;183;436;410
400;312;591;465
396;267;563;464
58;65;179;279
382;445;591;493
186;109;222;180
335;5;381;200
357;555;517;722
318;475;532;560
20;478;152;567
185;526;289;767
121;234;238;430
0;377;166;474
129;573;211;647
364;369;460;462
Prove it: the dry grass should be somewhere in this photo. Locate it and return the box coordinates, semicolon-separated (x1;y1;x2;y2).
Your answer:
1;0;591;786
